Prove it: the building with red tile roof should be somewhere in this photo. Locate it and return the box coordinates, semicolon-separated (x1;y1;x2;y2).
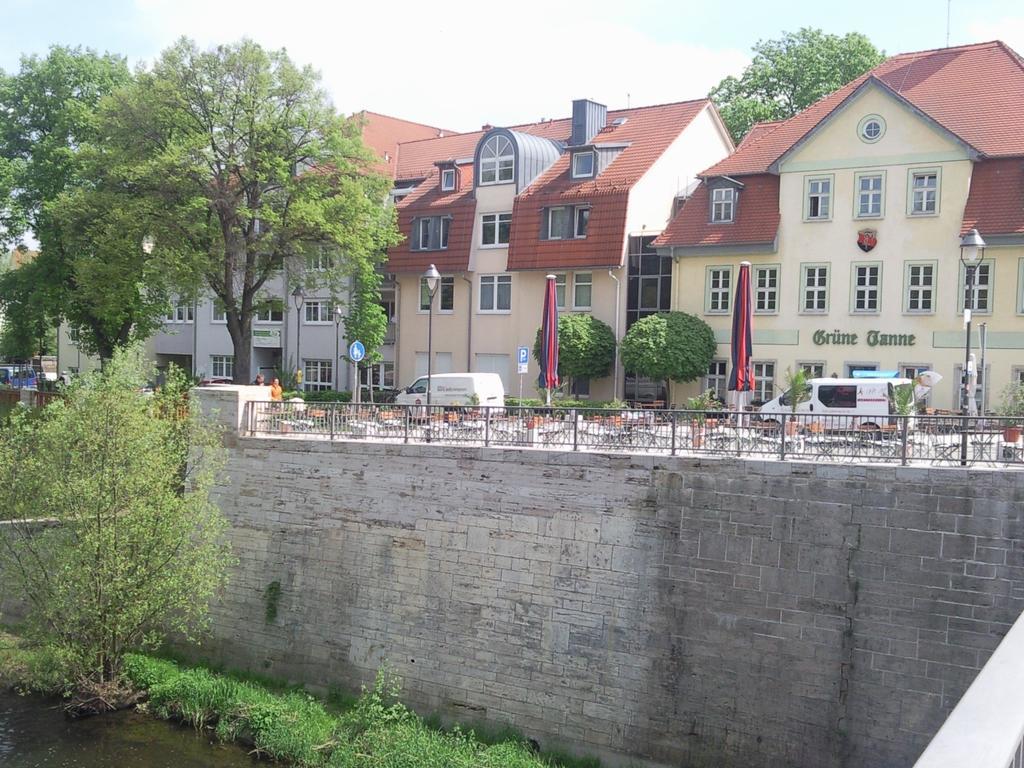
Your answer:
658;40;1024;411
354;111;454;180
385;97;733;401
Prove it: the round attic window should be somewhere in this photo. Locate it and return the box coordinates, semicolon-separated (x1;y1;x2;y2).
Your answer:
858;115;885;143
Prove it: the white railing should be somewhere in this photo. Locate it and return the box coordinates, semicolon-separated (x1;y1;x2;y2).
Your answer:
914;610;1024;767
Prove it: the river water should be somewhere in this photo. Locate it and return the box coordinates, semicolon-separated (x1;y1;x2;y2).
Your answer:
0;689;256;767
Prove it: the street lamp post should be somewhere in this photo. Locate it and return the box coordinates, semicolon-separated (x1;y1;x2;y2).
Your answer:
959;228;986;466
292;285;305;390
334;305;343;393
423;264;440;409
423;264;440;443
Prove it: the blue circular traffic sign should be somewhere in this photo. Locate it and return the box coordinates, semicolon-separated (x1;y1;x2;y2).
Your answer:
348;340;365;362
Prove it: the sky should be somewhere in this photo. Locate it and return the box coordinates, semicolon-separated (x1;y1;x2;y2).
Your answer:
0;0;1022;133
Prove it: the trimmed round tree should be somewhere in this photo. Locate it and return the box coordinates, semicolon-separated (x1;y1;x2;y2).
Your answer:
620;312;717;400
533;313;616;395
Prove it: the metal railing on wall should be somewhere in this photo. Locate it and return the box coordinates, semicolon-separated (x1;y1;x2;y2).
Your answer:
242;401;1024;469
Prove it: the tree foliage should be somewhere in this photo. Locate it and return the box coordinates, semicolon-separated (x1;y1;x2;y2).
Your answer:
620;312;716;386
343;257;389;390
0;46;137;359
88;38;400;382
0;257;57;359
710;28;885;142
532;313;616;385
0;348;232;686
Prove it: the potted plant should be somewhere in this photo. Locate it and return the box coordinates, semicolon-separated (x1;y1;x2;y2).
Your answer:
782;367;811;435
686;389;716;447
998;381;1024;443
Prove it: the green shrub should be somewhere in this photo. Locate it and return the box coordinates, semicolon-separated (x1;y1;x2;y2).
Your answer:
122;653;179;690
304;391;353;403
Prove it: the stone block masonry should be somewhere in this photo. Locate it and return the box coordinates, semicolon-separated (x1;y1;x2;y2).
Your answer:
199;397;1024;767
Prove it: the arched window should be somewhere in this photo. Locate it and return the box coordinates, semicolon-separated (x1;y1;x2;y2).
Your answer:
479;135;514;185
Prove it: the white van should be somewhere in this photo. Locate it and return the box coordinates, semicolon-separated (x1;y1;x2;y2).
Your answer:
394;372;505;409
759;376;937;428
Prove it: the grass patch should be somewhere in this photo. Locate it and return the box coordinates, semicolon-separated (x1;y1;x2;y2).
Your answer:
118;657;563;768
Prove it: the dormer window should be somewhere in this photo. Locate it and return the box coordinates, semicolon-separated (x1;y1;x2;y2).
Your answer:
571;151;595;179
479;135;514;185
711;187;734;223
440;168;456;192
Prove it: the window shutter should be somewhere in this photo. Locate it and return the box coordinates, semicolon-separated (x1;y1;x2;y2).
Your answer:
411;218;420;250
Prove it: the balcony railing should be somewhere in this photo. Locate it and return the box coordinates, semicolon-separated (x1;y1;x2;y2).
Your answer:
242;402;1024;468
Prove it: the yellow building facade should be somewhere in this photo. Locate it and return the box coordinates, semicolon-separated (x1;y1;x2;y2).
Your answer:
661;47;1024;412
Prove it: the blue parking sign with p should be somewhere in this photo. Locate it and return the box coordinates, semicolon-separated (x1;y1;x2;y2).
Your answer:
517;345;529;374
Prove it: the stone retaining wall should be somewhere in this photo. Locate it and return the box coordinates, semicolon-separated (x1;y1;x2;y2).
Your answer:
195;390;1024;768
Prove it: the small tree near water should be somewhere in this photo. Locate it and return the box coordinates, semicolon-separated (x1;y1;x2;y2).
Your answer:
0;348;232;699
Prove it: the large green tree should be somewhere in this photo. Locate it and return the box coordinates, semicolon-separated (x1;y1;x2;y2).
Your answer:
343;257;389;397
0;349;231;694
533;313;616;393
0;46;139;360
620;312;716;396
710;28;885;143
91;38;400;382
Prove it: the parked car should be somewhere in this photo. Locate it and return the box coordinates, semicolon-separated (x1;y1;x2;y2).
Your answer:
0;365;37;389
758;374;939;429
394;372;505;409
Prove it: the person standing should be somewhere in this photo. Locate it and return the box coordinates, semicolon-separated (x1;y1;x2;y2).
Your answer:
269;378;283;401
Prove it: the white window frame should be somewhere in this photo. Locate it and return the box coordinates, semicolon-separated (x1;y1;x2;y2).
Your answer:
417;218;431;250
479;134;514;185
572;272;593;310
753;361;776;403
302;359;334;392
165;304;194;324
854;171;885;219
440;168;456;191
571;151;595;178
210;355;234;379
705;266;732;314
904;260;937;315
303;299;334;324
255;299;284;323
908;168;940;216
754;265;779;315
212;299;227;324
959;259;994;315
419;276;454;314
711;187;735;223
548;207;570;240
478;274;512;314
805;175;833;221
800;263;829;314
308;250;334;271
851;263;882;314
554;274;567;309
705;359;728;400
480;212;512;248
858;114;886;143
798;361;826;379
574;206;590;239
1018;258;1024;316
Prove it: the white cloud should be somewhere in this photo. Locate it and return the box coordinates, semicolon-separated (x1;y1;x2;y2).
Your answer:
132;0;747;132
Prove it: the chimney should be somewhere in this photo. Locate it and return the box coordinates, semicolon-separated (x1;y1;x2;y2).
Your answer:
481;123;493;131
570;99;607;146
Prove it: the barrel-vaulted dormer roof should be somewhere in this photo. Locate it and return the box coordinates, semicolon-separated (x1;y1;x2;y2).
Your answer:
473;127;563;195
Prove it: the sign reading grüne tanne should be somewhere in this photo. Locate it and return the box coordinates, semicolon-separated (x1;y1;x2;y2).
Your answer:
812;329;916;347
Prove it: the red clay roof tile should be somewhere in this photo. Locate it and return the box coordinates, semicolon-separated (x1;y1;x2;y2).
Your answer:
355;111;454;180
508;100;710;269
961;158;1024;236
652;176;780;249
386;163;477;273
